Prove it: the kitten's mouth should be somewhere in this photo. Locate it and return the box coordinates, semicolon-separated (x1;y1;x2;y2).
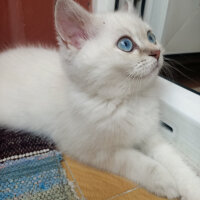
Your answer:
128;64;159;79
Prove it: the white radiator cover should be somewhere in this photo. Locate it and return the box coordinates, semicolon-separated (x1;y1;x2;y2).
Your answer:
157;78;200;173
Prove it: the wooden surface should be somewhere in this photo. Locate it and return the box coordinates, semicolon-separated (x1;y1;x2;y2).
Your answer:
62;155;173;200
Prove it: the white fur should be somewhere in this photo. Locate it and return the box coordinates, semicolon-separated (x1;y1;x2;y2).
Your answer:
0;0;199;199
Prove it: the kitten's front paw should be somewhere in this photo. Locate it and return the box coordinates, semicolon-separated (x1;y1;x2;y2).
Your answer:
147;166;180;199
181;181;200;200
181;192;200;200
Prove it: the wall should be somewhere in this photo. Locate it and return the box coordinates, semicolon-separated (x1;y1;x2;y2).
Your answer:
0;0;92;51
162;0;200;54
144;0;200;54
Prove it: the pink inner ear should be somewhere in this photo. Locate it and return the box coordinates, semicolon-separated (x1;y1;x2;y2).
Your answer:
56;2;90;49
68;26;89;48
59;19;89;48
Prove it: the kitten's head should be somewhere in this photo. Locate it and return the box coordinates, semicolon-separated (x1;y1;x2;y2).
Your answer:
55;0;163;98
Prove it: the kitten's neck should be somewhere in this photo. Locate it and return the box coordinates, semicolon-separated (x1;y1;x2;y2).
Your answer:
68;79;156;109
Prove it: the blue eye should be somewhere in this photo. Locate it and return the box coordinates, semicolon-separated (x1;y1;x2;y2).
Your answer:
117;37;133;52
147;31;156;44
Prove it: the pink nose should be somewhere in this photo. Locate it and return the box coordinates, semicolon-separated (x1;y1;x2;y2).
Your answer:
149;50;160;60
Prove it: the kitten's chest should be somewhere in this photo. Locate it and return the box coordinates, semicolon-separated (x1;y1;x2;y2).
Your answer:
86;96;160;147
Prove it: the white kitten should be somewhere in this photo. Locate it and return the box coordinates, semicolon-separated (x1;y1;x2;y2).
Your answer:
0;0;199;199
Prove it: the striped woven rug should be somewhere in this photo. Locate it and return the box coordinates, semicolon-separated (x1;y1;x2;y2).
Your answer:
0;129;79;200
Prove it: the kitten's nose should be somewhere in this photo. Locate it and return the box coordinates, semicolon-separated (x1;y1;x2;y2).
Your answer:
149;50;160;60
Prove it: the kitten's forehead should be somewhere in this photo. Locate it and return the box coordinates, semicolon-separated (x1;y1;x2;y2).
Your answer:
97;12;152;46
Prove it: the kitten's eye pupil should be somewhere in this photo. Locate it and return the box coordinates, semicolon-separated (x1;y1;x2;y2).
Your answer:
147;31;156;44
117;37;133;52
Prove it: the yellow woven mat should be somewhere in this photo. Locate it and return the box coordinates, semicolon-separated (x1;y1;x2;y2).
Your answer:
62;155;173;200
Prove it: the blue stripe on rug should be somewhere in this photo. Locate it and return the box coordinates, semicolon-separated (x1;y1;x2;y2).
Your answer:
0;151;68;200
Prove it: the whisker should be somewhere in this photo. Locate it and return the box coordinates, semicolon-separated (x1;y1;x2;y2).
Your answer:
164;57;193;72
162;59;198;84
161;62;175;81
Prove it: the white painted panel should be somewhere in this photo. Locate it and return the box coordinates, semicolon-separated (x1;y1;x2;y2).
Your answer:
118;0;134;9
93;0;115;13
144;0;169;42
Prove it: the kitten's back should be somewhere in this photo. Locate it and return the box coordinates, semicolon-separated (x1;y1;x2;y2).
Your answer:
0;47;67;132
0;47;60;77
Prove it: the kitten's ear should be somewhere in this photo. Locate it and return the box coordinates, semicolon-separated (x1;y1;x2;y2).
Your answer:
55;0;94;48
120;0;134;13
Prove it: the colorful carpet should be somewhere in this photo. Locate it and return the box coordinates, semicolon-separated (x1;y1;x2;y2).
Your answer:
0;129;79;200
